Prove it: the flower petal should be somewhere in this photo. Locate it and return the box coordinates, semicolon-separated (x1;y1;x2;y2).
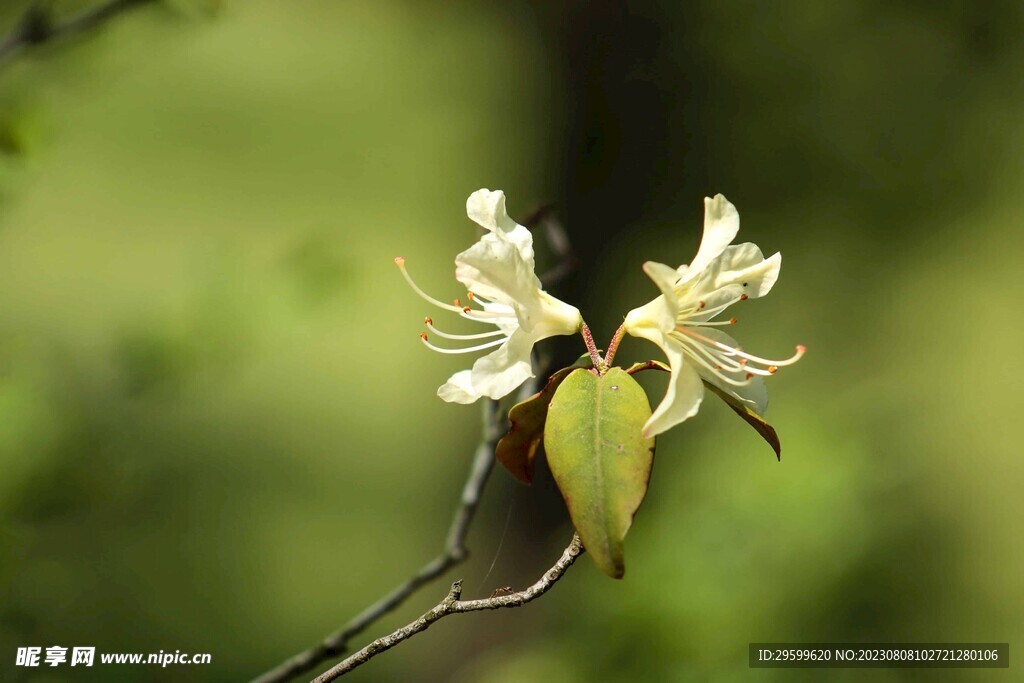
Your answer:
641;260;682;318
685;194;740;280
437;369;480;404
643;340;704;438
455;231;539;308
468;328;536;401
682;245;781;323
702;244;781;298
466;188;535;262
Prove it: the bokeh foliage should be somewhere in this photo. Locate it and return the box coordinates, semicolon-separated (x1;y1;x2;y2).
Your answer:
1;1;1022;681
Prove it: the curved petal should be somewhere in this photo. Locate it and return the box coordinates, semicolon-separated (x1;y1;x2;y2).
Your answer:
467;188;519;233
683;246;781;323
642;260;682;317
466;189;534;263
701;244;781;298
643;340;704;438
455;232;539;307
467;328;536;400
684;194;740;281
687;327;768;415
438;369;480;404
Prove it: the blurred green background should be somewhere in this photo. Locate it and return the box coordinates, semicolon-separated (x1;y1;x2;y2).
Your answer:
1;1;1021;681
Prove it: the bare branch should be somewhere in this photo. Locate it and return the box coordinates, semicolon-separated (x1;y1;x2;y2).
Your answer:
0;0;156;69
314;534;584;681
251;400;506;683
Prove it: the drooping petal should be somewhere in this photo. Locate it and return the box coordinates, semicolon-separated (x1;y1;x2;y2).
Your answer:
642;337;704;438
684;194;740;281
437;369;480;404
467;329;537;401
686;327;768;415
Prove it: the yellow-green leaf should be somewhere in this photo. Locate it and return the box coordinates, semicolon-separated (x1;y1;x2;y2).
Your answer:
545;367;655;579
495;353;594;484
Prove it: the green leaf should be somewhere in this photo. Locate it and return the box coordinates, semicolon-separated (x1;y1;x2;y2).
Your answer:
545;367;655;579
495;353;594;484
702;381;782;460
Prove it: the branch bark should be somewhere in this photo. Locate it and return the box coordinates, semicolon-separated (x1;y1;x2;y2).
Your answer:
250;400;507;683
0;0;156;69
314;534;584;681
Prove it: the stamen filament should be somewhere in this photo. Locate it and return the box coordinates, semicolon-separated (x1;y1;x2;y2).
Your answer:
675;336;754;386
426;321;506;341
686;317;738;327
676;326;806;367
420;334;507;355
394;258;465;313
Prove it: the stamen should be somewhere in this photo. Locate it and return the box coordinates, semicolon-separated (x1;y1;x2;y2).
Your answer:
675;326;806;367
425;320;505;341
420;335;507;355
458;307;516;322
423;316;433;325
395;259;466;313
454;298;461;307
676;333;746;373
740;294;748;300
687;317;738;327
674;336;754;387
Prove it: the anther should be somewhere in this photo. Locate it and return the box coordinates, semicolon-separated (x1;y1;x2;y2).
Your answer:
768;365;778;374
740;294;748;301
453;298;461;307
467;292;475;301
729;317;737;324
745;372;754;380
423;316;433;325
796;344;807;353
698;300;706;309
419;333;428;341
394;256;405;265
462;306;472;313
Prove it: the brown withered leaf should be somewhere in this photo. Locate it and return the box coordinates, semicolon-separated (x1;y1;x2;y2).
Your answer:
702;381;782;460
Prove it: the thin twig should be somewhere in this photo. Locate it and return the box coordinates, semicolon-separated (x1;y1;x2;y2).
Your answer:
0;0;156;68
251;400;506;683
314;534;584;681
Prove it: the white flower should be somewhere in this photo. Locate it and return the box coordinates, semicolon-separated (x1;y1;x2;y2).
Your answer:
623;194;804;438
396;189;582;403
